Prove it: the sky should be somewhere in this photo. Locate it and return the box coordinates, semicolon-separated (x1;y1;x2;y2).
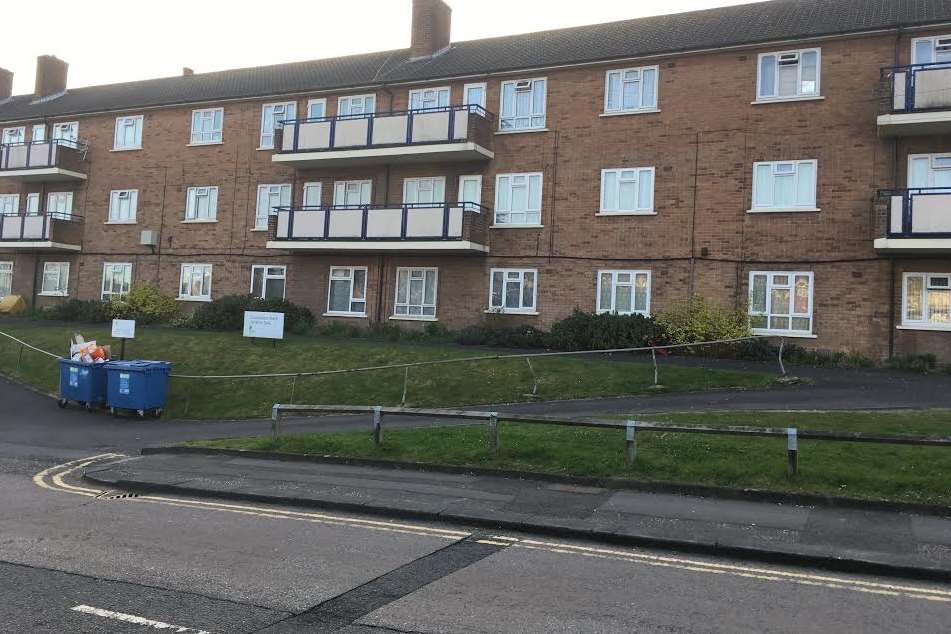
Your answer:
3;0;766;94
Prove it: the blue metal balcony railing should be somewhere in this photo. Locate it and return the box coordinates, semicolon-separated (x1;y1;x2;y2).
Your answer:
883;62;951;113
0;138;88;172
880;188;951;238
0;212;83;241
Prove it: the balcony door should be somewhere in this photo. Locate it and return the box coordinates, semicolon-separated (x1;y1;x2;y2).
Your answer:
403;177;445;205
909;154;951;189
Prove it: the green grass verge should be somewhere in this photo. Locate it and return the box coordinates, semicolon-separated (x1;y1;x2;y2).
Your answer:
0;322;773;419
190;410;951;506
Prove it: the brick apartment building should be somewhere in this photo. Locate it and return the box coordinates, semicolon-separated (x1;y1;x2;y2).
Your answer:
0;0;950;359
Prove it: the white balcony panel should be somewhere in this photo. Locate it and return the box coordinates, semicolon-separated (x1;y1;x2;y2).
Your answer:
335;118;369;147
915;68;951;110
911;193;951;233
365;208;403;238
411;111;451;143
890;195;903;234
328;208;363;238
403;206;462;238
894;71;906;111
298;121;332;151
372;116;408;145
294;210;327;238
0;216;48;240
452;110;469;140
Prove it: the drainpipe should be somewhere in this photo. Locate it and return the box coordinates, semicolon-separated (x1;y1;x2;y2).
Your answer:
888;257;896;359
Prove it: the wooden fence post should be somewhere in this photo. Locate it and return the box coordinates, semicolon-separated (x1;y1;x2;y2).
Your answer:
787;427;798;476
625;420;637;465
488;413;499;456
373;405;384;446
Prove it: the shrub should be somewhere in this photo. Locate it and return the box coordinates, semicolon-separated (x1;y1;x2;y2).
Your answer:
38;299;110;323
190;295;315;335
454;324;548;349
887;353;938;374
106;285;179;324
655;297;750;347
547;310;665;351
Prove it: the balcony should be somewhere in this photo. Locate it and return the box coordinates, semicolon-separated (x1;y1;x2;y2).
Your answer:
266;202;489;254
0;139;88;181
878;63;951;136
875;189;951;252
0;213;83;251
272;105;495;168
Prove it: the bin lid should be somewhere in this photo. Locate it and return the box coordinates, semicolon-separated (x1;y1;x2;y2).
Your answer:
105;360;172;370
59;358;105;366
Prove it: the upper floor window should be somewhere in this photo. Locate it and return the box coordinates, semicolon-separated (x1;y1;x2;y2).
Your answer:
32;124;46;142
47;192;73;218
403;177;445;204
757;49;820;101
333;180;372;206
600;168;655;215
114;115;143;150
459;175;483;205
751;160;817;212
495;172;542;226
338;94;375;117
2;127;24;145
464;83;486;109
409;87;450;110
260;102;296;149
604;66;658;114
108;189;138;223
749;271;813;335
307;98;327;119
908;154;951;188
500;78;546;131
255;184;291;229
185;186;219;221
903;273;951;329
302;182;322;207
26;193;39;215
597;270;650;315
190;108;223;145
913;35;951;64
0;194;19;215
52;121;78;142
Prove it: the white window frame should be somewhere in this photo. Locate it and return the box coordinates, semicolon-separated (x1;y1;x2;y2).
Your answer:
185;186;219;221
409;87;450;110
463;82;487;109
108;189;138;223
326;266;368;317
255;184;291;230
402;177;446;205
307;98;327;119
2;127;25;145
178;263;213;301
912;35;951;64
494;172;543;226
599;167;655;215
31;124;46;142
596;270;651;315
907;153;951;188
52;121;78;142
302;182;323;207
458;175;483;207
46;192;73;218
25;193;39;215
259;102;296;149
603;66;659;114
499;77;547;131
750;160;818;212
393;267;438;320
901;273;951;330
190;107;223;145
250;264;287;300
0;261;13;298
113;115;143;150
489;268;538;314
337;94;376;117
333;180;372;206
756;48;821;102
101;262;133;301
748;271;814;336
40;262;70;297
0;194;19;215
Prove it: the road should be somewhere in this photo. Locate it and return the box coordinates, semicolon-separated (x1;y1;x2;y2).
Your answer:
1;377;950;632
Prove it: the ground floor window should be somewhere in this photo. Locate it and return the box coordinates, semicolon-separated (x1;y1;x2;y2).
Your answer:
40;262;70;296
179;263;212;301
597;270;650;315
489;268;537;313
0;261;12;297
748;271;813;335
902;273;951;329
327;266;367;316
251;265;286;300
394;267;437;318
101;263;132;300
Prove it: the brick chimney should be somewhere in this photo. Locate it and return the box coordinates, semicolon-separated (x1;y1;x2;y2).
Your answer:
34;55;68;101
410;0;452;60
183;67;194;76
0;68;12;101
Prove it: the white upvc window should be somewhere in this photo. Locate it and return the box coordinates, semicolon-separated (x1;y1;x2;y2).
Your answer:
179;263;213;301
327;266;367;316
46;192;73;218
600;167;655;214
185;186;219;221
490;268;537;313
31;124;46;142
499;78;546;131
463;83;487;109
749;271;814;335
458;175;483;206
52;121;78;142
902;273;951;329
259;102;296;149
25;193;39;215
0;194;19;215
495;172;542;225
597;270;651;315
403;177;445;204
255;184;291;229
40;262;70;296
108;189;138;223
912;35;951;64
757;48;820;101
604;66;658;113
2;127;25;145
251;264;286;300
113;115;143;150
751;160;817;211
190;108;223;145
0;261;12;298
333;180;372;206
302;182;322;207
908;153;951;188
101;263;132;300
337;94;376;117
394;267;438;319
409;87;450;110
307;98;327;119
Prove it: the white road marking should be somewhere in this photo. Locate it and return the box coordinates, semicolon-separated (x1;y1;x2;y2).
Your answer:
71;604;213;632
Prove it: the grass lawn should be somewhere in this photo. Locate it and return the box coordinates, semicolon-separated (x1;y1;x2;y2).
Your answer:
191;410;951;506
0;322;774;419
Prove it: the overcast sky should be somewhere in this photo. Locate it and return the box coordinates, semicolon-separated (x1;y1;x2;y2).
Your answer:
3;0;765;94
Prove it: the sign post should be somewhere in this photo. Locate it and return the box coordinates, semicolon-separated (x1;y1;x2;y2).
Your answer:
111;319;136;360
243;311;285;347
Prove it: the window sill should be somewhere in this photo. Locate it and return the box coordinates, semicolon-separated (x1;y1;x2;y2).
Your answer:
256;146;275;151
596;211;657;217
751;96;824;105
323;311;367;319
496;128;548;135
746;207;820;214
484;309;539;316
490;224;544;229
187;141;223;147
110;146;142;152
182;219;218;224
600;109;661;117
389;315;438;322
38;292;68;297
896;324;951;332
752;329;817;339
249;227;269;232
104;220;137;225
177;296;212;302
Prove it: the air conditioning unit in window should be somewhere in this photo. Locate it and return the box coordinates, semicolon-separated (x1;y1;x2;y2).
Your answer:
140;230;159;246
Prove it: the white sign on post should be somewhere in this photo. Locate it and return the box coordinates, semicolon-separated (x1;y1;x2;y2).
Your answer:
111;319;136;339
243;311;285;340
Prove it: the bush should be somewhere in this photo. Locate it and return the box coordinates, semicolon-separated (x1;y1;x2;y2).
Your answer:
106;285;179;324
38;299;110;323
547;310;665;351
190;295;315;335
655;297;750;347
887;353;938;374
454;324;548;349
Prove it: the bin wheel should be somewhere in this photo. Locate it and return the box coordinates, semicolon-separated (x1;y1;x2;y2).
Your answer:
137;409;145;418
109;407;117;416
57;399;67;409
84;402;95;412
154;408;164;418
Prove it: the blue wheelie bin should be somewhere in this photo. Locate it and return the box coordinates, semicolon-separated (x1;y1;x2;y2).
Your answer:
57;359;109;411
105;360;172;417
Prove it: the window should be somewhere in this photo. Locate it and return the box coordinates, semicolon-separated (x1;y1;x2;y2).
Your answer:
327;266;367;315
190;108;223;144
307;99;327;119
495;173;542;225
185;186;219;221
604;66;658;113
490;269;537;313
500;78;546;131
458;175;482;205
757;49;820;100
597;270;650;315
333;180;372;206
25;193;39;215
40;262;69;296
749;272;813;335
101;263;132;300
113;115;143;150
251;265;286;300
108;190;138;223
46;192;73;218
52;122;78;142
463;83;487;109
394;268;438;318
913;35;951;64
2;127;25;145
751;160;817;211
255;184;291;229
302;182;322;207
409;87;450;110
0;194;18;215
337;94;375;117
179;263;212;301
403;177;445;204
31;124;46;142
600;168;655;214
0;262;12;298
902;273;951;329
260;102;296;148
908;154;951;188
